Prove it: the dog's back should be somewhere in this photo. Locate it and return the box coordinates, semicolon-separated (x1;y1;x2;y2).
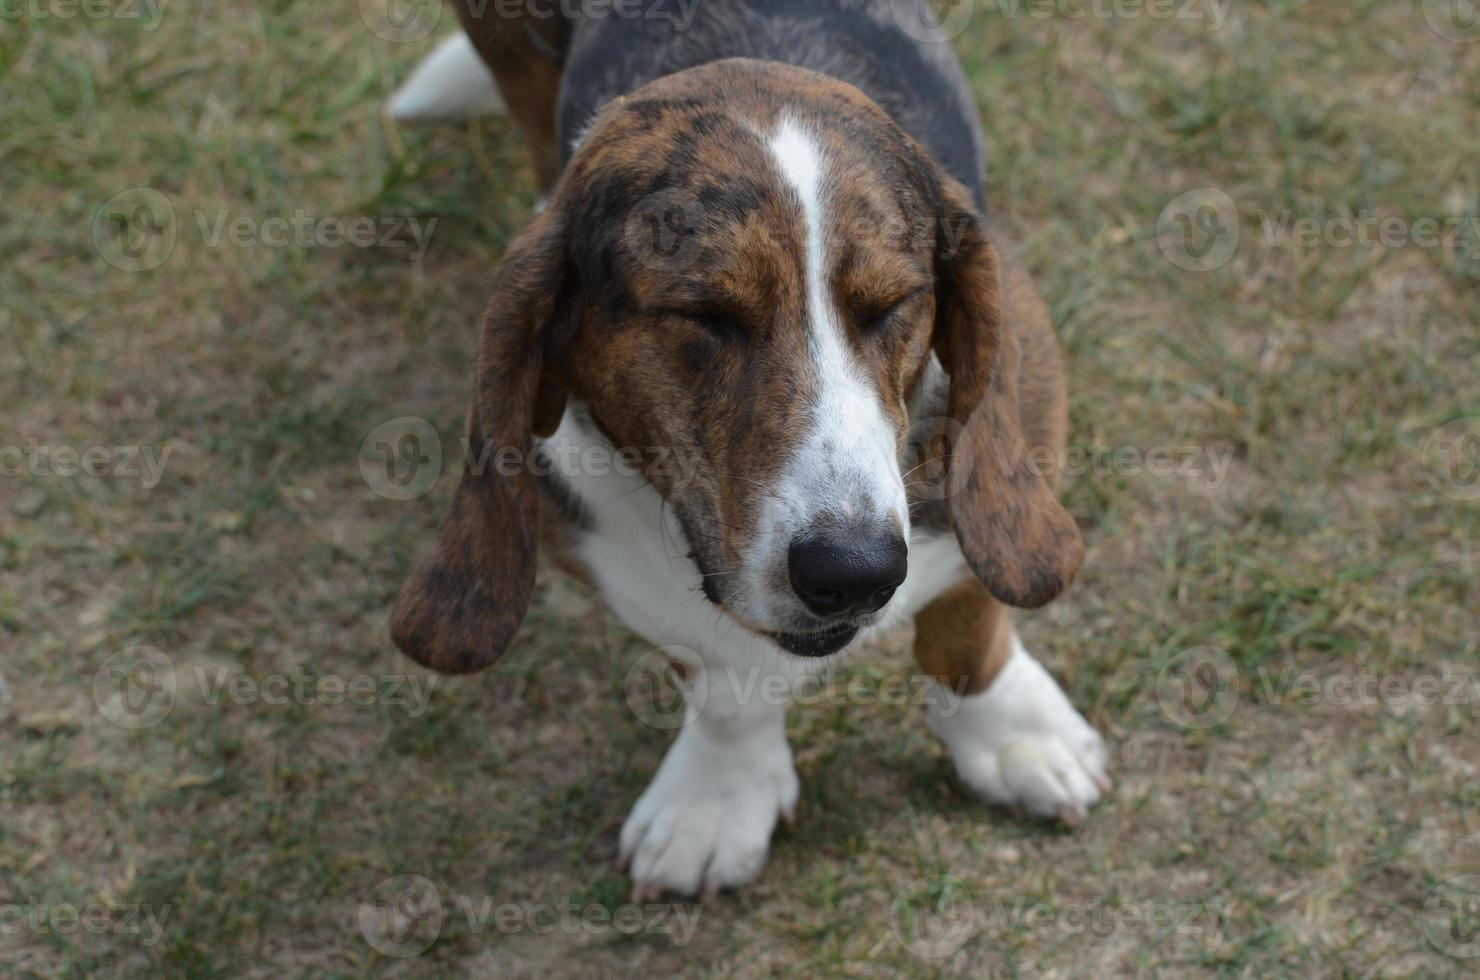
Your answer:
558;1;987;206
397;1;987;206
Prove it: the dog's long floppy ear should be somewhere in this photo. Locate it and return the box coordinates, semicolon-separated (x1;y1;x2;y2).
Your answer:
390;210;571;673
933;179;1084;608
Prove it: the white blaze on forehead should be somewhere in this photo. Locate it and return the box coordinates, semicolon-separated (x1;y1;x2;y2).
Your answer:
764;117;906;529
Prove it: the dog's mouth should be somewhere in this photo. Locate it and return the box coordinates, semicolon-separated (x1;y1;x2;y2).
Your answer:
768;622;860;658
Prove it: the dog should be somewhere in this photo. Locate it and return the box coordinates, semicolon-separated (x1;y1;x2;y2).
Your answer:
386;0;1110;899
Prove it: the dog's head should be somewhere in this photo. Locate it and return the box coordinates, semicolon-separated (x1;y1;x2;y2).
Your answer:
391;60;1082;672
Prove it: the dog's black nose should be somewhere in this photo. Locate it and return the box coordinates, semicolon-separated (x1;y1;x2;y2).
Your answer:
788;528;908;618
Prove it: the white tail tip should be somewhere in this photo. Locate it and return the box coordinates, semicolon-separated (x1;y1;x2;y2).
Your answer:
387;33;507;121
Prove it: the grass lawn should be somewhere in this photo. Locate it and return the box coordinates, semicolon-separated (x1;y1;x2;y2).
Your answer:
1;1;1477;976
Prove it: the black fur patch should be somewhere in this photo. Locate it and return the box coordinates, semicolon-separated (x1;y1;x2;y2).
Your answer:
557;0;987;208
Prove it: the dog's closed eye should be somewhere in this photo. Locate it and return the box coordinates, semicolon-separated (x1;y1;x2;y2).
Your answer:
643;306;749;344
683;309;748;344
854;286;927;335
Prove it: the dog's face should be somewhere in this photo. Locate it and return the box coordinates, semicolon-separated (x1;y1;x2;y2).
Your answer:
391;61;1084;674
556;78;945;655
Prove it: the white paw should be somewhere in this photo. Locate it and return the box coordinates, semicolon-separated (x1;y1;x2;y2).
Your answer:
619;709;798;899
926;637;1110;825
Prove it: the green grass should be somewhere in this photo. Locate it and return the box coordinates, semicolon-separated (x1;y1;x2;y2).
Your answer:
2;2;1478;976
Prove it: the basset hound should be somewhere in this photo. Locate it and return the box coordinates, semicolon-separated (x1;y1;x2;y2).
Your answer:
387;0;1110;899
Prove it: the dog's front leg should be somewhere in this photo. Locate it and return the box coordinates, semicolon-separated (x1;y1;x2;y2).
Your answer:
619;651;799;899
915;581;1111;824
